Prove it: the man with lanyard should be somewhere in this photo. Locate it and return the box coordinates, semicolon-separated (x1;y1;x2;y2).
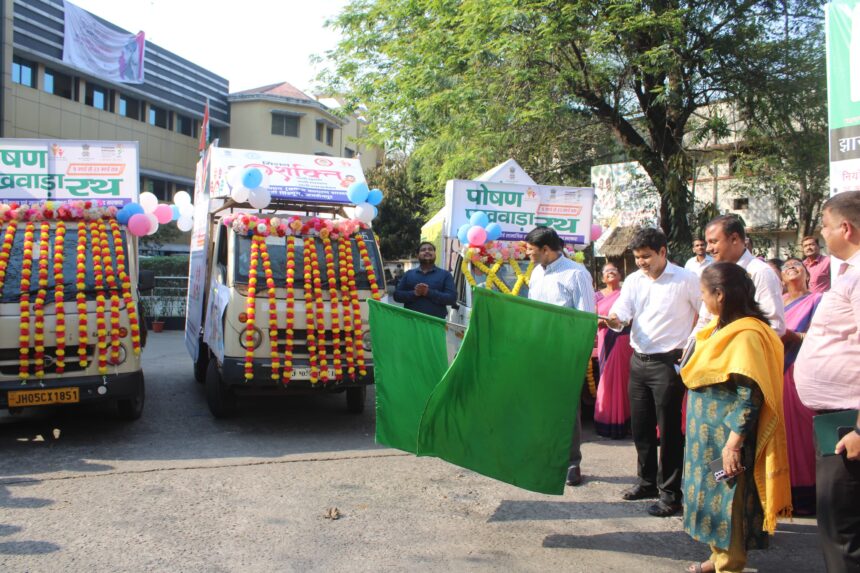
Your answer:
607;227;701;517
525;226;595;487
684;238;714;276
802;235;832;294
393;242;456;319
794;191;860;572
697;215;786;337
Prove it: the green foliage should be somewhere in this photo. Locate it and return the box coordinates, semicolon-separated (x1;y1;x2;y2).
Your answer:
139;255;190;277
367;158;434;259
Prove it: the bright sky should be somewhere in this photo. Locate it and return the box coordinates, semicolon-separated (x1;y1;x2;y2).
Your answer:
70;0;350;94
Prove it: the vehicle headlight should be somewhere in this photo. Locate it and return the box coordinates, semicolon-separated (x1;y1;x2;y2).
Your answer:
362;330;372;351
239;326;263;350
107;344;128;366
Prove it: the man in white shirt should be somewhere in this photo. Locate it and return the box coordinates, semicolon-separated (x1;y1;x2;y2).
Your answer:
526;227;595;487
684;238;713;276
697;215;786;335
607;228;701;517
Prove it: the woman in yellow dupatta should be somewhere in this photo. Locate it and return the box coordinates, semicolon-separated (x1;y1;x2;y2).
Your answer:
681;262;792;573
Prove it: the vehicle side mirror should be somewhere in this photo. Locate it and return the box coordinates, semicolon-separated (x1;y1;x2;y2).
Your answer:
139;269;155;293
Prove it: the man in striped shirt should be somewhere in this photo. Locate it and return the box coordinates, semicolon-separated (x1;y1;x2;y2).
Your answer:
526;226;596;487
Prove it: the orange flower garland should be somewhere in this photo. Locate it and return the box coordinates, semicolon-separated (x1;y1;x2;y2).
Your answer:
303;237;319;383
323;237;342;381
282;235;296;385
258;238;280;381
19;222;35;380
33;222;51;378
244;236;260;381
346;238;367;377
338;239;356;379
53;221;66;374
98;220;122;366
89;221;108;375
109;219;141;356
310;237;328;383
75;222;89;369
356;234;382;301
0;220;18;294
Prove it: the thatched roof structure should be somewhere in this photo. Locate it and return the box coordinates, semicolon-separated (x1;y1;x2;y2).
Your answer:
598;226;638;257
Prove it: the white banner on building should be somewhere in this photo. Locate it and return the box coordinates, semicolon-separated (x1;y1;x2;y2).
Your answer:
63;0;146;84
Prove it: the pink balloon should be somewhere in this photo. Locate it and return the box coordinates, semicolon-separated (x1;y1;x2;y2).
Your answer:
591;224;603;241
128;213;151;237
466;226;487;246
154;204;173;224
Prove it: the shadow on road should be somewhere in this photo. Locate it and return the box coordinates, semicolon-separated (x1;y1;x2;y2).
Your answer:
489;499;658;522
0;482;60;556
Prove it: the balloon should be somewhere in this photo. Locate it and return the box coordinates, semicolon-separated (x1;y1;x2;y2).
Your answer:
457;223;471;244
177;216;194;232
467;226;487;246
469;211;489;228
124;203;144;217
241;168;263;189
127;214;150;237
139;192;159;214
173;191;192;206
231;185;249;203
346;181;370;204
257;171;270;190
116;206;132;225
170;205;181;221
354;202;375;223
145;213;159;235
366;188;384;206
248;186;272;209
590;224;603;242
179;203;195;219
227;168;243;189
154;204;173;225
485;222;502;241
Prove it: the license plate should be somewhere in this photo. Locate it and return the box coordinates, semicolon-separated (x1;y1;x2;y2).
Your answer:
290;367;338;380
8;387;80;407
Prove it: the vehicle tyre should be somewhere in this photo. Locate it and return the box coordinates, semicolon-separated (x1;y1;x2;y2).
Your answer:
117;374;145;421
346;386;366;414
193;341;209;384
206;360;236;418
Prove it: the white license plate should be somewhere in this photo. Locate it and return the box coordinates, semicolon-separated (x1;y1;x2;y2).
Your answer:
290;366;338;380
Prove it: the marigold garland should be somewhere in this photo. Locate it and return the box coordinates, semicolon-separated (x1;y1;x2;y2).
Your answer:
309;236;328;383
109;219;141;356
53;222;67;373
99;220;122;367
244;236;260;381
338;238;356;378
281;235;296;385
323;237;343;381
258;237;281;381
89;221;108;375
346;238;367;377
355;235;382;301
32;222;51;379
0;220;18;294
75;222;89;369
303;237;319;383
19;222;35;380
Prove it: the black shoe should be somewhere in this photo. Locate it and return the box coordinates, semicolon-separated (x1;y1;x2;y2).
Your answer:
566;466;582;486
621;484;659;500
647;500;682;517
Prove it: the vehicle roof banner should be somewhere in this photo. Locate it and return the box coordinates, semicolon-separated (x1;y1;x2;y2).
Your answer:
207;147;367;205
0;139;139;206
443;179;594;244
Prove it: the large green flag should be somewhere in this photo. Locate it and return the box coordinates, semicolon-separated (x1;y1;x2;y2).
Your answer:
369;288;597;495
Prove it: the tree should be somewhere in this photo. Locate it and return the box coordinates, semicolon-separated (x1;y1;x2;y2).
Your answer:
324;0;822;255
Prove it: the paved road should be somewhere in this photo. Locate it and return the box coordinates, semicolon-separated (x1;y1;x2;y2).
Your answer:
0;332;824;572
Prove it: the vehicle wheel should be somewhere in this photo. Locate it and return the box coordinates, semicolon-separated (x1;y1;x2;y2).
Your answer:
346;386;366;414
193;341;209;384
205;360;236;418
117;374;145;421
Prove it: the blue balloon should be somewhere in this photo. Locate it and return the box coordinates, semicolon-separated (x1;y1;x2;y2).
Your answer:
241;168;263;189
171;205;181;221
346;181;370;204
457;223;471;244
125;203;144;217
116;206;131;225
372;205;378;219
485;222;502;241
469;211;489;228
366;188;384;206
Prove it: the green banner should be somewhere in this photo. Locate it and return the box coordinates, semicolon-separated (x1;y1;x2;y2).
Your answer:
826;1;860;130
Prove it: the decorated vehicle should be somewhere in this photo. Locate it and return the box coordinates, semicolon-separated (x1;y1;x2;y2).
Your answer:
186;147;385;418
0;140;148;419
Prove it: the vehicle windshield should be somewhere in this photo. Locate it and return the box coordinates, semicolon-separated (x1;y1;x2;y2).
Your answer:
234;228;385;290
0;222;130;303
469;261;530;297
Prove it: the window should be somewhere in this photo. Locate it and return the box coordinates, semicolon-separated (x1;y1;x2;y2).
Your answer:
326;126;334;146
119;95;142;120
85;83;111;111
272;114;300;137
733;198;749;210
12;56;36;88
176;114;193;136
344;147;355;159
147;179;169;201
148;105;168;128
315;121;324;142
44;68;73;100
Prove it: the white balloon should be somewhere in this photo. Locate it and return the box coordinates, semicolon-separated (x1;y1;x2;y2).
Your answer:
145;213;159;235
248;186;272;210
227;168;243;190
177;216;194;232
179;202;195;219
173;190;191;206
354;202;375;224
231;185;249;203
140;192;159;214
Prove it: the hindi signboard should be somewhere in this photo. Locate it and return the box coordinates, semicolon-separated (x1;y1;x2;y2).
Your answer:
826;1;860;194
207;147;367;204
0;139;139;205
443;180;594;244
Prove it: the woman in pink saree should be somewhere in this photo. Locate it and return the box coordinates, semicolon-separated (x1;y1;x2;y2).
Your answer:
594;263;633;438
780;257;822;515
